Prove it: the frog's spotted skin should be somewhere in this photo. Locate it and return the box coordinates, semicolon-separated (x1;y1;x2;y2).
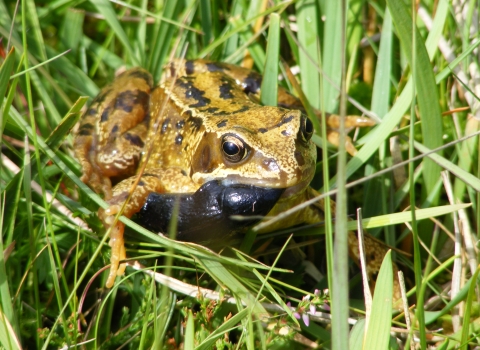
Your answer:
74;59;390;292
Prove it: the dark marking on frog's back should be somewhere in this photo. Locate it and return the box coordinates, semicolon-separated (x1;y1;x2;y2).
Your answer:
185;60;195;75
126;70;153;85
176;78;211;108
124;133;145;148
243;72;262;94
161;118;171;134
206;62;227;72
93;88;113;105
101;107;112;122
281;130;291;136
87;107;98;116
233;105;250;113
258;128;268;133
207;105;251;117
219;81;234;99
78;123;94;136
115;90;150;113
111;125;119;133
175;134;183;145
217;120;227;128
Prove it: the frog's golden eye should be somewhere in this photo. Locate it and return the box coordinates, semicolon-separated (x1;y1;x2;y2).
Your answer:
221;135;248;163
300;116;314;142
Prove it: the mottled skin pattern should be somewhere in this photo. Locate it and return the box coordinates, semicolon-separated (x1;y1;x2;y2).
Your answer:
74;59;395;294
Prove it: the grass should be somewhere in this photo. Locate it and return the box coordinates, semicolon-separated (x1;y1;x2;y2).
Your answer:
1;0;480;348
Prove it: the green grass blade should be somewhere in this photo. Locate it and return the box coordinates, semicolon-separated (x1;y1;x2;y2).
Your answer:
331;203;470;232
386;0;443;202
321;0;342;112
200;0;213;47
196;308;249;350
59;8;84;59
25;0;47;63
460;267;480;349
148;1;180;81
0;193;19;346
0;308;21;350
414;140;480;192
184;310;195;350
349;318;365;350
44;96;88;148
371;9;393;119
90;0;140;67
197;258;267;316
0;47;15;112
134;0;147;65
296;0;321;110
260;13;280;106
363;251;393;350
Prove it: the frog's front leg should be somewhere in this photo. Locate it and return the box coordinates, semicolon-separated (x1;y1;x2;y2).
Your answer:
101;168;197;288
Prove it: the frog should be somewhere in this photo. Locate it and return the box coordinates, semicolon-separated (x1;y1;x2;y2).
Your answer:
74;59;388;290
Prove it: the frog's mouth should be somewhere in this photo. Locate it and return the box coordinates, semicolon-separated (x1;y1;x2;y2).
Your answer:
135;180;285;242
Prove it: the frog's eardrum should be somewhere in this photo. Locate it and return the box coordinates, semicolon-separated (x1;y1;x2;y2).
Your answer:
136;180;284;242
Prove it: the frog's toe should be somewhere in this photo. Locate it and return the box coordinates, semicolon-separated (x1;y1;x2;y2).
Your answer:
105;222;126;288
327;131;358;156
344;115;376;128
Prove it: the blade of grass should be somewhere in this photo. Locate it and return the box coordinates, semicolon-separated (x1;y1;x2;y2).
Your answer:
148;1;180;81
197;258;267;316
0;308;21;350
328;0;448;188
335;203;470;232
260;13;280;106
349;318;365;350
387;0;443;204
413;140;480;192
460;267;480;349
134;0;147;65
200;0;213;47
371;9;393;119
363;251;393;350
0;193;19;343
90;0;140;67
296;0;321;110
197;2;289;59
184;310;195;350
25;0;47;63
196;308;249;350
331;2;349;350
59;8;84;59
0;47;15;112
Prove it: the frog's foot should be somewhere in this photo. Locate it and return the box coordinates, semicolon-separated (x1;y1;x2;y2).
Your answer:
106;219;126;288
324;114;375;130
326;131;358;156
80;166;113;199
100;198;136;288
314;113;375;156
99;205;127;288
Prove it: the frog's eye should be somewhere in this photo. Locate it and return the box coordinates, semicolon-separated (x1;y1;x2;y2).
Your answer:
221;135;248;162
300;116;314;142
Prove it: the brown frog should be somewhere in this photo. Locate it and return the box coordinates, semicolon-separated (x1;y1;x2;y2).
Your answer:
74;59;387;289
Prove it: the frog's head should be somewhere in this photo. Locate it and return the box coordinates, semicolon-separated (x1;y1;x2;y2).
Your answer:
190;106;317;197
